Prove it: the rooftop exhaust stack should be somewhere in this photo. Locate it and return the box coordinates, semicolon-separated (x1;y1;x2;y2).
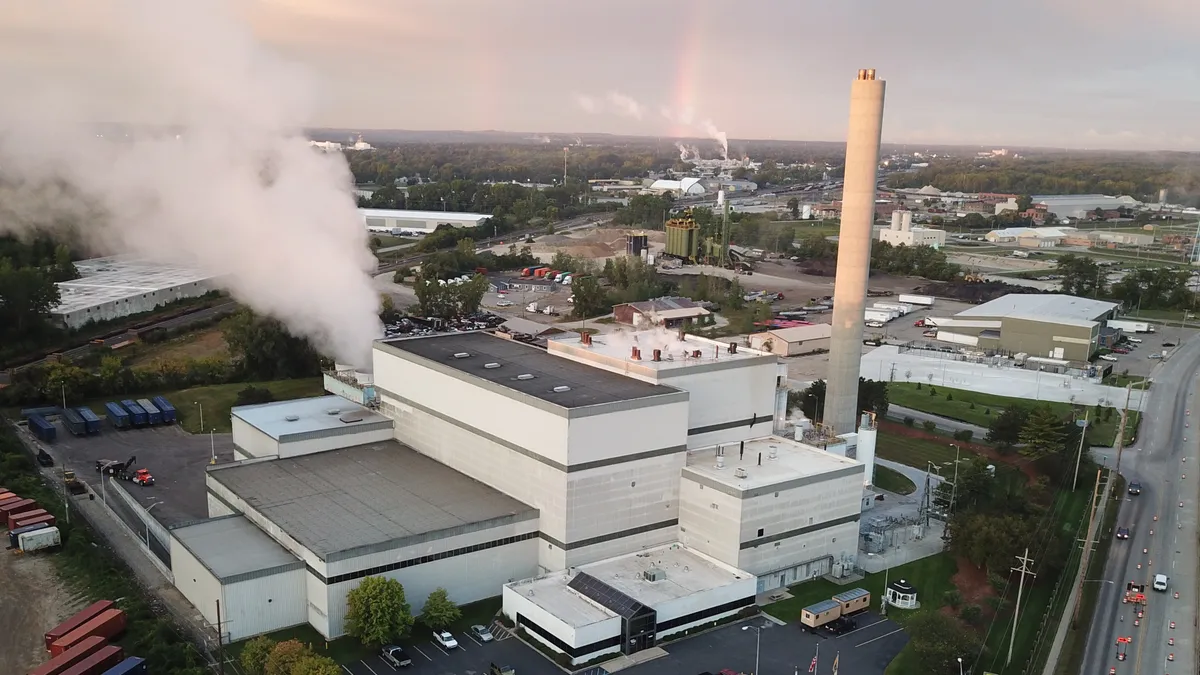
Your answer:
824;68;886;434
901;211;913;232
890;211;902;232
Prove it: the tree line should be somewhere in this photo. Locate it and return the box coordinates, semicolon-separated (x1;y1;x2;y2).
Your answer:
790;234;963;282
1056;253;1195;310
0;235;79;362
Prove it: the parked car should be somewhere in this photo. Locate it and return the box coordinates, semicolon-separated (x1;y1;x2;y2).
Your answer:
496;300;513;307
381;645;412;667
433;630;459;649
1098;354;1118;362
471;624;494;642
1116;526;1130;540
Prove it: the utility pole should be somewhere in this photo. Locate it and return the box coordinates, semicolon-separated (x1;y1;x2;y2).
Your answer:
1113;384;1133;473
1009;548;1037;666
921;463;933;527
216;599;226;675
563;146;569;185
1072;409;1090;491
1071;469;1104;625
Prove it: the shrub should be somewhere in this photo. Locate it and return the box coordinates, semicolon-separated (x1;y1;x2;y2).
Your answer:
960;604;983;625
953;429;974;442
240;636;277;675
235;385;275;407
904;416;915;427
969;401;976;409
943;589;963;608
946;393;953;401
984;408;991;415
922;420;937;432
916;382;922;390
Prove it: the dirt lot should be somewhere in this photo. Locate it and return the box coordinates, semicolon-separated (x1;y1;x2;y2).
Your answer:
126;326;229;368
0;551;87;673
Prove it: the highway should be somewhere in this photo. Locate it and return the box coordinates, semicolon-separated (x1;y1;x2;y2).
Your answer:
1080;338;1200;675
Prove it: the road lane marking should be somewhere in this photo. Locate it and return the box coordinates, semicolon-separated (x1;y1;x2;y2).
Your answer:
430;642;448;656
834;618;888;638
341;667;353;675
856;628;904;647
465;632;482;646
361;661;379;675
378;656;398;672
412;646;432;661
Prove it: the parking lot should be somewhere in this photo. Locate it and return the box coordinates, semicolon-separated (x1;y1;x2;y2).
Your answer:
38;418;236;527
338;624;556;675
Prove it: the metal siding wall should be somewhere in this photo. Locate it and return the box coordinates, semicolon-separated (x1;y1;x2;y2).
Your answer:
277;426;394;458
169;536;222;628
677;477;744;567
231;417;279;458
225;567;309;641
566;402;687;465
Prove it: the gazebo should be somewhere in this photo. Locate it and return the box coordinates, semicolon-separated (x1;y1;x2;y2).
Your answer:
885;579;919;610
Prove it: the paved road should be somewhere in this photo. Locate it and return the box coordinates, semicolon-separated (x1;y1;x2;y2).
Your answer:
1080;337;1200;675
886;404;990;438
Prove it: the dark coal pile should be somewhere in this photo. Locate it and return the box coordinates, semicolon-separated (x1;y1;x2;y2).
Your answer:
916;281;1049;305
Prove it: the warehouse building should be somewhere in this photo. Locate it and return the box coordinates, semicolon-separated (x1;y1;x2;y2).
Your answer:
995;194;1141;220
52;256;221;329
747;324;832;356
612;297;711;329
229;395;394;460
928;294;1118;361
502;544;755;665
645;177;706;196
984;226;1075;246
359;208;490;234
203;440;539;639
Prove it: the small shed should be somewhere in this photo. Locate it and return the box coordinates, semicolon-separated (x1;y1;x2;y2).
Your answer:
800;599;842;628
749;324;832;356
885;579;919;610
613;297;709;329
832;587;871;615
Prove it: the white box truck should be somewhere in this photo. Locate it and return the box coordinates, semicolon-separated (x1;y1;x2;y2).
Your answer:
1108;319;1154;334
865;309;895;323
873;302;913;315
18;525;61;552
898;294;934;306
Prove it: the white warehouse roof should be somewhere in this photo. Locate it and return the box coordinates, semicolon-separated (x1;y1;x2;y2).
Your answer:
987;227;1076;239
648;177;705;195
231;395;391;441
172;515;302;582
767;324;833;343
358;208;490;225
955;294;1117;325
683;435;863;493
53;256;219;315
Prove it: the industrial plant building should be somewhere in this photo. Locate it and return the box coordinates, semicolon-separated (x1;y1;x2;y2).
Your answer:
748;324;832;356
995;194;1141;220
646;177;706;196
926;294;1118;361
985;226;1076;246
612;297;711;329
878;210;946;249
51;256;221;330
171;327;874;654
359;208;490;234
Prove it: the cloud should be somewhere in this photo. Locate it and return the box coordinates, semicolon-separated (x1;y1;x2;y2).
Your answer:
606;91;644;120
574;93;599;114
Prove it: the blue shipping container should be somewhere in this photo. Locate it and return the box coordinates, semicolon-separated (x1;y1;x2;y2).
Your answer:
62;408;87;437
104;402;131;429
136;398;163;425
120;400;148;427
102;657;148;675
8;523;48;548
27;414;56;442
20;406;59;420
77;406;103;434
151;396;177;424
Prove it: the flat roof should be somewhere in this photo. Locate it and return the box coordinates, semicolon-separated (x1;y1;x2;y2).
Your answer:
232;395;391;441
505;544;751;628
547;328;772;374
683;435;863;493
172;515;301;582
768;324;832;342
359;208;489;223
380;332;680;409
53;256;219;314
208;441;536;559
955;294;1117;326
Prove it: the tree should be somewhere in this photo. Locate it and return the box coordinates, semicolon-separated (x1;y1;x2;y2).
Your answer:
292;655;342;675
345;576;414;646
222;308;323;380
264;640;310;675
1016;195;1033;211
795;378;887;421
239;636;277;675
380;294;401;323
786;197;800;218
1055;254;1104;297
570;275;610;318
419;587;462;629
412;273;488;318
986;405;1029;447
0;259;61;343
904;612;982;674
1018;405;1067;458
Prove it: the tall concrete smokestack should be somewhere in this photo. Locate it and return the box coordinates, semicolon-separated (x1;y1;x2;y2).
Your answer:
823;68;886;434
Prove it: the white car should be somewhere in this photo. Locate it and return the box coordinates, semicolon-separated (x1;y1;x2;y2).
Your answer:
433;630;458;649
1128;337;1142;343
1153;573;1168;591
496;300;513;307
865;321;884;328
1098;354;1119;362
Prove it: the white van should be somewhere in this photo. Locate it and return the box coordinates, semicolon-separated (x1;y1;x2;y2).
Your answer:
1153;574;1168;591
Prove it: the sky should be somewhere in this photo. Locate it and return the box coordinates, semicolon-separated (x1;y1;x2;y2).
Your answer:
2;0;1199;151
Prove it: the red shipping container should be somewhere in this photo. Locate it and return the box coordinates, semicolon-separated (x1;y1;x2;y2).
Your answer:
50;609;126;657
0;494;21;508
16;513;57;531
0;491;15;502
28;635;106;675
58;645;124;675
45;601;115;650
10;508;49;530
0;498;38;519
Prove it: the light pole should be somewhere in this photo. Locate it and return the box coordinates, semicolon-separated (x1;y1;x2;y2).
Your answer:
209;429;217;465
145;502;162;547
741;625;761;675
957;656;964;675
193;401;204;434
948;444;961;515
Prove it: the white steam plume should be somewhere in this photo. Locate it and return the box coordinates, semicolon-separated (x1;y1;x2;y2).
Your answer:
606;92;645;120
660;106;728;161
702;121;730;161
0;0;382;366
574;93;600;114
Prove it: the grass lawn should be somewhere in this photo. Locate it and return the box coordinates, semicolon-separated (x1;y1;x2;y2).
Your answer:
371;234;418;248
62;378;325;434
887;383;1141;447
124;326;230;368
873;465;917;495
875;432;978;470
226;596;503;666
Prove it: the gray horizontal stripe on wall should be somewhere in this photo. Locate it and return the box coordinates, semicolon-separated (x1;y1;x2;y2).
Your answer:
681;463;864;499
688;413;774;437
539;519;678;551
655;353;778;378
276;420;394;444
205;487;240;515
377;385;685;473
739;513;861;550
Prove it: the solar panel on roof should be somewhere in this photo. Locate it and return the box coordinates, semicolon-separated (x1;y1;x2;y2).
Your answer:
567;572;649;619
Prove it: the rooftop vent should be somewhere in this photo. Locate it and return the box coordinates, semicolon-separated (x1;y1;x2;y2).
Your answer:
339;413;365;423
326;408;341;415
734;467;748;479
553;385;571;393
453;352;471;359
284;415;300;422
643;568;667;582
516;373;535;381
484;362;502;369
